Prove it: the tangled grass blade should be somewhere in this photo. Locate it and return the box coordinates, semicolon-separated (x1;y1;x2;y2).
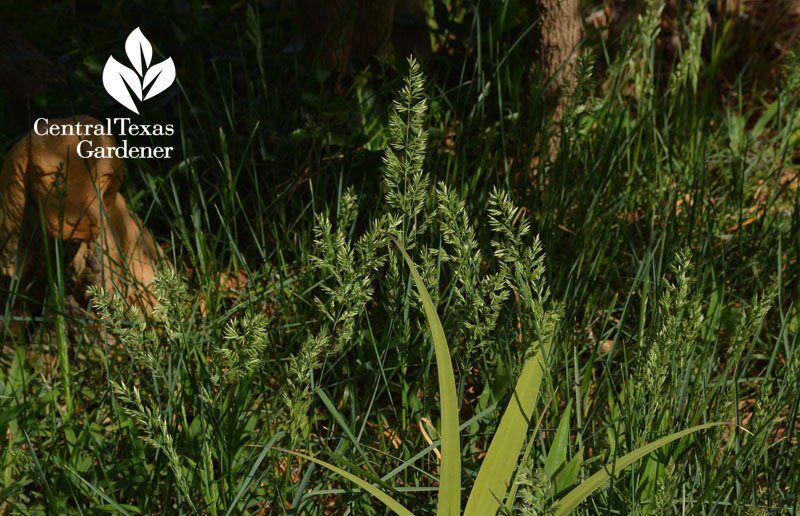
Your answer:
272;448;415;516
552;423;730;516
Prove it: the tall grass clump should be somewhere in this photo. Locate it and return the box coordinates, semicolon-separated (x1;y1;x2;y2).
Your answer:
88;271;280;514
276;58;760;516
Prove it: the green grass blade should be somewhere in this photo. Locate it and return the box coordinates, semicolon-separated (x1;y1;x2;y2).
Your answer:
272;447;415;516
464;344;550;516
381;403;499;482
225;431;284;516
504;393;555;513
553;422;730;516
545;400;572;477
389;235;462;516
64;464;133;515
553;449;583;497
317;388;379;477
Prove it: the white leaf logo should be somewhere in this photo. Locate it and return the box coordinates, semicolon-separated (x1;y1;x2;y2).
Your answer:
103;56;142;113
125;27;152;75
102;27;175;114
143;58;176;100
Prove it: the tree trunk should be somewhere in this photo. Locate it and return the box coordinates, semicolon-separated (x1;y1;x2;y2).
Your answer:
295;0;429;75
393;0;431;63
352;0;398;63
524;0;583;121
296;0;357;75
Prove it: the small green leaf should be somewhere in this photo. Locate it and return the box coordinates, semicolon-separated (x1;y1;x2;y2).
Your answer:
82;55;103;74
553;448;582;497
752;100;778;138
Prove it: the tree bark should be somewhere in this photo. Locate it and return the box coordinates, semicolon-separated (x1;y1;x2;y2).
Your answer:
296;0;357;75
393;0;431;63
524;0;583;121
352;0;398;64
295;0;429;74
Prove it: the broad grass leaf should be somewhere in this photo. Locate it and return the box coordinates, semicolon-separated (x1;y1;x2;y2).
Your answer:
464;342;550;516
390;235;462;516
